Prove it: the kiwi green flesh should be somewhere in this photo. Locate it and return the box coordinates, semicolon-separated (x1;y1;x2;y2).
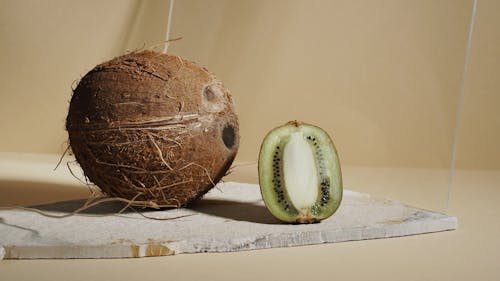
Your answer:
259;123;342;223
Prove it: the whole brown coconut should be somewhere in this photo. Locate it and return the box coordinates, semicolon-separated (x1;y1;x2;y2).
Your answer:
66;51;239;208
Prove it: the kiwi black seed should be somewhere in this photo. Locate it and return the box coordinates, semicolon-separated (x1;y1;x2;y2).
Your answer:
258;121;342;223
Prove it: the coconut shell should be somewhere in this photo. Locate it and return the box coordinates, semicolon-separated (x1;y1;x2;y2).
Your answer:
66;51;239;207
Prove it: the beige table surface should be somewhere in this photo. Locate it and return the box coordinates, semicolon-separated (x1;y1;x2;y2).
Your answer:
0;153;498;281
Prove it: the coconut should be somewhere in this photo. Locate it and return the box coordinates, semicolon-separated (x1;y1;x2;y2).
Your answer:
66;50;239;208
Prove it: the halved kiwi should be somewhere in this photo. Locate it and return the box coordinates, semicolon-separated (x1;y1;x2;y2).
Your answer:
258;121;342;223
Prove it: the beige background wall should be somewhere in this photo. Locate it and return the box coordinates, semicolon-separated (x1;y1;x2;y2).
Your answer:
0;0;139;153
0;0;498;170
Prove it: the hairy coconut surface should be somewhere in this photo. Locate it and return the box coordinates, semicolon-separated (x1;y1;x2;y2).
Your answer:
66;51;239;208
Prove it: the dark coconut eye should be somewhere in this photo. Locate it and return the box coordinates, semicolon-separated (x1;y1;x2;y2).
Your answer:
222;125;235;149
203;85;216;101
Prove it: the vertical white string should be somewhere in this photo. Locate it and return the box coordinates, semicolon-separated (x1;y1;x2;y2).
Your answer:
162;0;175;54
446;0;478;211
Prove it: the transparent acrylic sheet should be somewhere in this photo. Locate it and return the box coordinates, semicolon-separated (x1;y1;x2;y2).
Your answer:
152;0;480;213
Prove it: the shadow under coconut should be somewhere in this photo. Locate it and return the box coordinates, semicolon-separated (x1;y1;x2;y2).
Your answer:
0;179;89;206
190;199;282;225
0;179;281;223
31;198;282;224
32;199;137;215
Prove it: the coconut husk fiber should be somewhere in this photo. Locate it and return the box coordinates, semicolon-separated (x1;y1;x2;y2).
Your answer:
66;50;239;208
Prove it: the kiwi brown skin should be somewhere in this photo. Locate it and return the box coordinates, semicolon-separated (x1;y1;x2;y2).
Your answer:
66;50;239;208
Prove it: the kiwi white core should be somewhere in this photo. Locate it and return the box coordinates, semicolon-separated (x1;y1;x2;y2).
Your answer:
282;132;319;210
